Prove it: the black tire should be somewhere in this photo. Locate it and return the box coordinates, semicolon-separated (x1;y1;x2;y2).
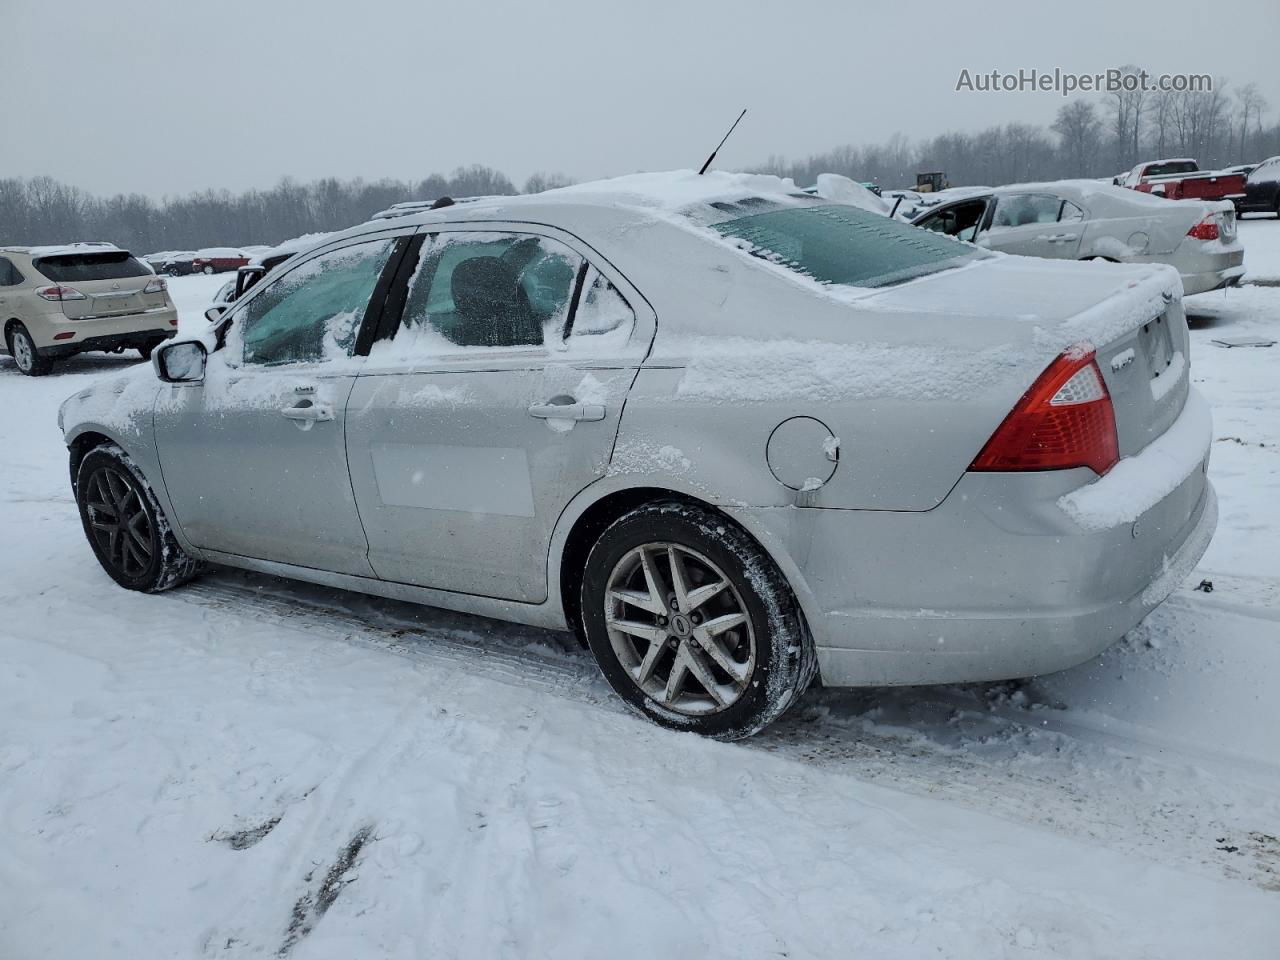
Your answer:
581;501;817;739
6;322;53;376
137;337;166;361
75;444;202;592
203;265;215;275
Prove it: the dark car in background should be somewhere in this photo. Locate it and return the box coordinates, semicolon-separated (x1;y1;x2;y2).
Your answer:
1237;157;1280;218
144;251;197;276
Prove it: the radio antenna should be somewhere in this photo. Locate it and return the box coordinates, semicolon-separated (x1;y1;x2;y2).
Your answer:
698;109;747;175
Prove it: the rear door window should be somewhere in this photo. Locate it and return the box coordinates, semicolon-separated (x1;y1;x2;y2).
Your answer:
33;251;151;282
990;194;1063;229
1059;200;1085;223
386;232;583;355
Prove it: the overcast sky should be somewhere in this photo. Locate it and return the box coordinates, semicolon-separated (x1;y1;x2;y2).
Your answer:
3;0;1277;197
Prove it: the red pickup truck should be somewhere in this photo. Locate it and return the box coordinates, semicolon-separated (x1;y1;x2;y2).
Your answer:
1119;159;1248;209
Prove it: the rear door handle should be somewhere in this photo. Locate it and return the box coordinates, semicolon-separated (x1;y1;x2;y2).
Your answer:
281;402;334;422
527;401;606;422
1043;233;1078;243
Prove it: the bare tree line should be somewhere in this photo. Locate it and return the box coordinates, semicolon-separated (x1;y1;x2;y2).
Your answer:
0;166;572;254
761;68;1278;189
2;70;1276;252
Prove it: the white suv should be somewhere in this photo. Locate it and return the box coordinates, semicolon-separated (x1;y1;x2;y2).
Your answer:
0;243;178;376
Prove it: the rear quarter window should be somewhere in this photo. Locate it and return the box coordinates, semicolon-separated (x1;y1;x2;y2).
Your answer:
33;251;151;282
0;257;24;286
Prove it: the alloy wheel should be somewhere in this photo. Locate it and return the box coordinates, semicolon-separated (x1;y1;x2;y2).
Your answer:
85;466;157;579
12;330;34;372
604;543;756;715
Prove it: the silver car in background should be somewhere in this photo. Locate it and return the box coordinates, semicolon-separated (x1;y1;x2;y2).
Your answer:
58;172;1216;739
911;180;1245;295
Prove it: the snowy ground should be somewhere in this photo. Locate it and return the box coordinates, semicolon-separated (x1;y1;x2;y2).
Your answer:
2;232;1279;958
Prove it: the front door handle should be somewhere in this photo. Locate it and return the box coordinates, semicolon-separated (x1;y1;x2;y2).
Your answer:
281;402;334;422
527;401;606;422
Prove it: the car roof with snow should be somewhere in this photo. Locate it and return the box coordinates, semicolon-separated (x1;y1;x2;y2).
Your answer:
917;179;1200;218
4;242;123;258
349;172;822;237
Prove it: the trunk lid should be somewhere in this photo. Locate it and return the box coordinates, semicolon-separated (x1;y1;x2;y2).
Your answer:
863;254;1188;459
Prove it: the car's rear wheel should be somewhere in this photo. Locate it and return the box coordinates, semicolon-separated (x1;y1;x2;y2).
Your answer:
75;444;202;592
6;322;52;376
581;501;816;739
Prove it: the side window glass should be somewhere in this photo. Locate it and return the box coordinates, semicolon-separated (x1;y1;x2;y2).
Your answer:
389;233;582;356
0;257;22;286
236;238;394;366
991;194;1061;229
565;268;635;351
1059;200;1085;223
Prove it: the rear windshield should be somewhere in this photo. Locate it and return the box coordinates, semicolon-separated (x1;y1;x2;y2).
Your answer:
1144;161;1198;178
712;204;984;289
34;251;151;282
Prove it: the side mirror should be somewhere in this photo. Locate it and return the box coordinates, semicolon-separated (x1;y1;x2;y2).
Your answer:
153;340;207;383
205;304;228;324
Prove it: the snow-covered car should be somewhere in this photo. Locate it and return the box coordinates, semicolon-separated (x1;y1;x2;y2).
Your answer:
58;171;1216;739
1;243;177;375
911;180;1245;295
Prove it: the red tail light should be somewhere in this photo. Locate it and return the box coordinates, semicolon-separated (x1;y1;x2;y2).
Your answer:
1187;215;1219;241
36;285;87;302
143;277;167;294
971;344;1119;476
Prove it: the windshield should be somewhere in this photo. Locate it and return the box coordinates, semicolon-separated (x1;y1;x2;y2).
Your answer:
712;203;985;289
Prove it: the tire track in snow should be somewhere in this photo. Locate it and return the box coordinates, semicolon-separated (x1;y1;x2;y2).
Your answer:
177;570;1280;891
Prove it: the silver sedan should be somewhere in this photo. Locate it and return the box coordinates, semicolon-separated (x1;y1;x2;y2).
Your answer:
59;172;1216;739
911;179;1245;295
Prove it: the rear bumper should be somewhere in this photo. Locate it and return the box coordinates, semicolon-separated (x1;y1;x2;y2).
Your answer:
728;390;1217;687
31;307;178;354
810;482;1215;686
1172;243;1245;296
41;327;175;358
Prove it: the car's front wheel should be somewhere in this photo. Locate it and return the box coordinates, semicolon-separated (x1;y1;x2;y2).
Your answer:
202;265;215;275
581;501;817;739
75;444;202;592
6;322;53;376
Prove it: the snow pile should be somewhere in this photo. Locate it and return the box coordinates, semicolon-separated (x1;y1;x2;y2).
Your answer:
1058;388;1212;530
813;174;889;215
